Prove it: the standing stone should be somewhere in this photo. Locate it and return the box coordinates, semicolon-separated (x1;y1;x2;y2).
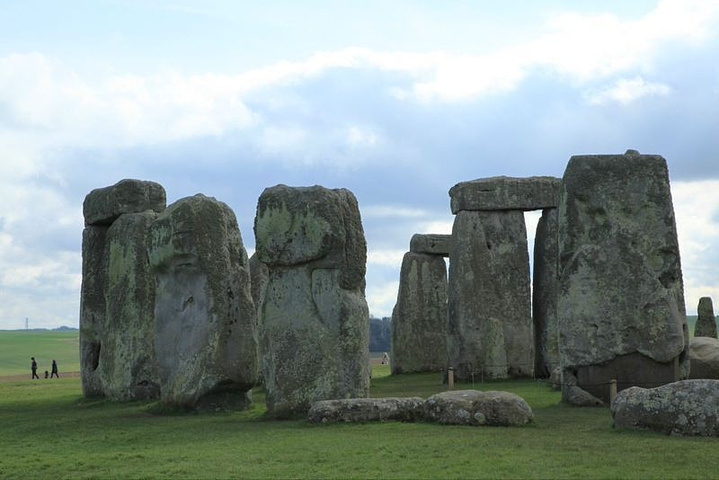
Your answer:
447;210;532;380
255;185;370;417
80;179;167;399
79;225;109;397
391;252;447;374
558;152;688;403
98;212;160;400
148;194;259;409
695;297;717;338
689;337;719;379
533;208;559;378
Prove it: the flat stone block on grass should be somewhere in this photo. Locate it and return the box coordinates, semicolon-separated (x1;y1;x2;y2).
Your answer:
612;380;719;436
424;390;533;426
308;397;424;423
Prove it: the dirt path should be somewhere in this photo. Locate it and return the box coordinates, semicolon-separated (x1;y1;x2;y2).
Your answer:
0;371;80;382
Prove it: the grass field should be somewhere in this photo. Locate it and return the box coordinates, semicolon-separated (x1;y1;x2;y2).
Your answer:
2;366;719;478
1;323;715;478
0;330;79;377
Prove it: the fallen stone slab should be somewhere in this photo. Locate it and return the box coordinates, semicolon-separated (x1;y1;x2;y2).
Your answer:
423;390;533;426
308;397;424;423
409;234;451;257
83;179;166;226
612;380;719;436
449;176;561;214
689;337;719;379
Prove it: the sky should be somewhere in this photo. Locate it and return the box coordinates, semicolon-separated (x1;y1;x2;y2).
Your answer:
1;0;718;329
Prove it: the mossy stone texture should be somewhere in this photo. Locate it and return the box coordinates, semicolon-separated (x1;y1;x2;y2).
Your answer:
255;185;370;417
148;194;259;408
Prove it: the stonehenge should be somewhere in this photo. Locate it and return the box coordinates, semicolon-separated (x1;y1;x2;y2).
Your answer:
254;185;370;417
80;148;691;416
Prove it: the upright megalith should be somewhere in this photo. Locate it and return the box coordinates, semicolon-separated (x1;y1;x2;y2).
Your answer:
255;185;370;417
80;179;167;399
99;212;160;400
79;225;109;397
533;208;559;378
557;151;688;403
695;297;717;338
391;250;448;374
447;210;532;379
148;194;259;409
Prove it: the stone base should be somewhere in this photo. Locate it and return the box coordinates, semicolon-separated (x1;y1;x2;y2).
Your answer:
575;352;679;403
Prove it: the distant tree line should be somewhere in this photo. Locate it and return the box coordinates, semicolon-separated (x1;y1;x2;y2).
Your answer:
369;316;391;352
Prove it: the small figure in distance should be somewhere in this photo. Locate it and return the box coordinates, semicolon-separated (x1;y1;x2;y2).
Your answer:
381;352;390;365
44;370;49;379
31;357;39;379
51;360;59;379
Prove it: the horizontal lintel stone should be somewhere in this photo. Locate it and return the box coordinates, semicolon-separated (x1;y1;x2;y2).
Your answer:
409;234;451;256
449;176;561;214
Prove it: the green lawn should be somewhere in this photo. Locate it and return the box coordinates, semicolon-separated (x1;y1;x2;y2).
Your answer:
2;367;719;479
0;330;79;376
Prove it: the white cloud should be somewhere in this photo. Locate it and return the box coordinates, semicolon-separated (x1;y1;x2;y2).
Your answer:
361;205;430;219
586;76;671;105
367;249;406;268
365;280;400;318
672;180;719;314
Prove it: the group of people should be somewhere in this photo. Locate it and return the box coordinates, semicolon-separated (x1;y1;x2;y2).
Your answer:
30;357;59;379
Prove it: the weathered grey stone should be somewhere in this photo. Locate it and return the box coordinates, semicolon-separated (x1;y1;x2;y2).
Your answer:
79;225;108;397
695;297;717;338
308;397;424;423
689;337;719;379
558;153;688;403
409;234;451;257
254;184;366;290
98;212;160;400
548;366;562;391
447;210;533;380
612;380;719;436
424;390;533;426
533;208;559;378
564;386;605;407
249;253;269;316
256;185;370;417
83;179;166;226
449;176;561;214
391;252;447;374
148;194;259;408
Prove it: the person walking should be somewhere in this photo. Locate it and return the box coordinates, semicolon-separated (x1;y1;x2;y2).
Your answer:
31;357;39;379
50;360;59;378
